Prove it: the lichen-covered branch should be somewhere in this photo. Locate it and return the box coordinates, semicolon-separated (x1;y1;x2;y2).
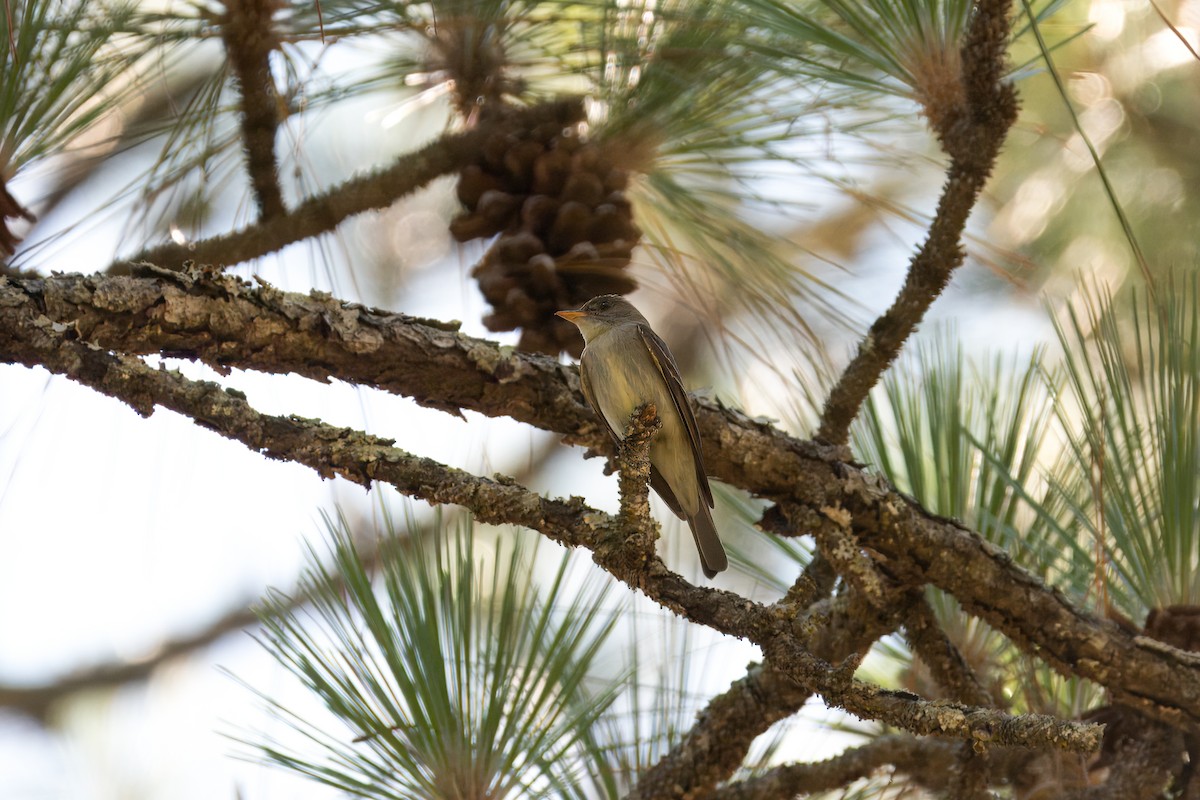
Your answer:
1058;708;1182;799
807;501;895;622
609;403;661;573
904;596;996;708
626;665;814;800
947;743;995;800
7;267;586;429
707;735;967;799
764;633;1100;752
627;557;843;798
2;270;1200;728
838;471;1200;726
0;289;1104;755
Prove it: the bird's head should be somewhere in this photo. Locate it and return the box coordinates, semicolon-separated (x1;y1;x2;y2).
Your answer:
555;295;647;341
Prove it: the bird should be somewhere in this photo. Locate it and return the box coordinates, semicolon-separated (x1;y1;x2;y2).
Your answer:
556;295;727;578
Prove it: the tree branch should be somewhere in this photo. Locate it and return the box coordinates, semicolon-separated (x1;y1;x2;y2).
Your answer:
1060;708;1182;799
112;99;585;272
815;496;996;710
812;508;1001;800
0;288;1102;754
0;513;397;719
2;270;1200;728
609;403;661;571
707;735;971;799
904;596;996;708
626;665;813;800
0;600;260;721
947;742;996;800
627;556;843;798
839;472;1200;726
220;0;286;220
815;0;1020;446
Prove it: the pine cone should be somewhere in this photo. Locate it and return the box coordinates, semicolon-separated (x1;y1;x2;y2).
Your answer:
450;122;644;355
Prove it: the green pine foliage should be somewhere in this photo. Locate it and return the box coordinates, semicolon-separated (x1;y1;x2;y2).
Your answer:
1052;277;1200;613
844;275;1200;741
0;0;143;174
246;514;623;799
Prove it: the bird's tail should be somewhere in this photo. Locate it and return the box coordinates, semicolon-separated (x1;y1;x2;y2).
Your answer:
688;504;727;579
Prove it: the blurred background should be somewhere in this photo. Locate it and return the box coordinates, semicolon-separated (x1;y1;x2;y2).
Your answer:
1;0;1198;796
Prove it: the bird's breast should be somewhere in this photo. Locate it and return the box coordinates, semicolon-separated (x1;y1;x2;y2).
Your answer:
583;335;679;440
581;331;702;516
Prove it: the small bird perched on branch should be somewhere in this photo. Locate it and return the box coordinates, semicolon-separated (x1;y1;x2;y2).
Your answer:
556;295;727;578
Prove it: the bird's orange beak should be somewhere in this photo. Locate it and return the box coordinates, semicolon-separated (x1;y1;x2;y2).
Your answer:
555;310;587;322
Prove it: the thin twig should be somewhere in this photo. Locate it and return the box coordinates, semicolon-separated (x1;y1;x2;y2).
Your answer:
220;0;287;220
0;600;262;720
609;403;661;575
707;735;978;799
904;596;996;708
815;0;1019;446
779;550;837;616
112;98;585;273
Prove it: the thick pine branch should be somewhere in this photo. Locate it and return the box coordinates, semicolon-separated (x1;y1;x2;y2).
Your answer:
0;280;1102;755
1;270;1198;729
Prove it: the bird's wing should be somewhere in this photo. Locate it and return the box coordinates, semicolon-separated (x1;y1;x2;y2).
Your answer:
638;324;714;509
649;468;685;518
